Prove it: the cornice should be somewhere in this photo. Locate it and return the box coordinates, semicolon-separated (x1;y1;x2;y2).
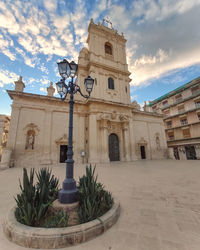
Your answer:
87;22;126;43
88;61;131;77
6;90;86;106
78;57;131;78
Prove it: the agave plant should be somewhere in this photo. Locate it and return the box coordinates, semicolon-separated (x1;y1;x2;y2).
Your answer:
78;165;113;223
36;168;59;202
15;167;59;227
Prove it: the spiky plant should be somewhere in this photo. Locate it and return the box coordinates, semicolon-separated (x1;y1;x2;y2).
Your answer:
78;165;113;223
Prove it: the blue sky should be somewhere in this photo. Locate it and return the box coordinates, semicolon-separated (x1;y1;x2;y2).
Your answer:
0;0;200;115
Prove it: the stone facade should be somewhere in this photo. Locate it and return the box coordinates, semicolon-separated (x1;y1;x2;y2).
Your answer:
0;19;168;168
146;77;200;160
0;115;10;162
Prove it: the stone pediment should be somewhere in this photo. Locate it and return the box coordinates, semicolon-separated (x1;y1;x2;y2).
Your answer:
55;134;68;144
137;137;147;145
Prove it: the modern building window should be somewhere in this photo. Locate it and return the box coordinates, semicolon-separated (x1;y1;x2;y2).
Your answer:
105;42;112;55
180;118;188;125
197;113;200;120
166;121;172;128
108;77;114;89
182;128;190;138
152;105;157;111
175;94;182;103
191;86;199;95
164;109;170;116
195;101;200;108
178;105;185;114
162;100;168;108
168;132;174;141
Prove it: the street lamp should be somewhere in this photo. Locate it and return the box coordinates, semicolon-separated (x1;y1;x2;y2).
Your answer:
56;59;94;204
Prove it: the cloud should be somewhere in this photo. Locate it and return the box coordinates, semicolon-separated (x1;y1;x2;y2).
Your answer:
125;1;200;86
39;87;47;93
0;0;200;92
38;63;49;74
0;69;18;87
130;0;200;23
43;0;57;12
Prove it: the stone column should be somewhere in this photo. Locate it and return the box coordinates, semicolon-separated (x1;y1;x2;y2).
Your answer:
147;122;152;160
122;122;131;161
2;105;21;168
78;114;86;164
101;120;109;163
88;113;98;163
73;113;85;164
129;120;137;160
41;109;52;165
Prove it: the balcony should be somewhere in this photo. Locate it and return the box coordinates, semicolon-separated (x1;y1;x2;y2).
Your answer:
162;89;200;110
167;124;172;129
195;102;200;108
180;119;188;125
192;89;200;97
178;109;185;114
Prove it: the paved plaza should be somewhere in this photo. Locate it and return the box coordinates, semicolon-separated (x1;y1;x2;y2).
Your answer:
1;159;200;250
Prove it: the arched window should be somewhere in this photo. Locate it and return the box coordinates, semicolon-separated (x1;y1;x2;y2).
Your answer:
108;77;114;90
105;42;112;55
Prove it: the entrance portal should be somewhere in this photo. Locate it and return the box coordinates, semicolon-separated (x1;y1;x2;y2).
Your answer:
173;147;180;160
109;133;120;161
140;146;146;159
185;146;197;160
60;145;68;163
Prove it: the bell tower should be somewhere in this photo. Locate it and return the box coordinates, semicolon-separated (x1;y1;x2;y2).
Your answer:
77;19;131;104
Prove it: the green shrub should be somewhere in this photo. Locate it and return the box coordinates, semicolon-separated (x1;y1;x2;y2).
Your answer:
43;211;69;228
15;168;59;227
78;164;113;223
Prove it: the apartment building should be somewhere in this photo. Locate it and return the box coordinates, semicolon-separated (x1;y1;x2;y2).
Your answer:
147;77;200;160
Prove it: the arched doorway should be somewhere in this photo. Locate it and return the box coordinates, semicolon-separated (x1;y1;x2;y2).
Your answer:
109;133;120;161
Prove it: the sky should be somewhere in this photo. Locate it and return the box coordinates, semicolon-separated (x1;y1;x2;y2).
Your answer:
0;0;200;115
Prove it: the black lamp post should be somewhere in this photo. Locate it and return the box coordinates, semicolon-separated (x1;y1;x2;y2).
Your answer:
56;59;94;204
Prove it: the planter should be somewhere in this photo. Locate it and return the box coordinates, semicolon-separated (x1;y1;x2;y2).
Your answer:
3;202;120;249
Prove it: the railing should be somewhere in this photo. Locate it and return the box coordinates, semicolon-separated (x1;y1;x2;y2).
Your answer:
162;89;200;110
195;103;200;108
178;109;185;114
192;89;200;97
180;120;188;125
167;124;172;128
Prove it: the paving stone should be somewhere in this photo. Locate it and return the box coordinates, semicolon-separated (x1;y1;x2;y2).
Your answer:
1;160;200;249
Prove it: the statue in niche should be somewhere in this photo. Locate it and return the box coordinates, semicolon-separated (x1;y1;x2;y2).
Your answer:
156;136;161;150
25;130;35;150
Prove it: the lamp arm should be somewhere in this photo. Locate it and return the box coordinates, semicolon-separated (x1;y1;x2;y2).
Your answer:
75;85;90;99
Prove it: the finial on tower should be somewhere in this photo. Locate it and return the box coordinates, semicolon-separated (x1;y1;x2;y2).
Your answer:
102;17;113;29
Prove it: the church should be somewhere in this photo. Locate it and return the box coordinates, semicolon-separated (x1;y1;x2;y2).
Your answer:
0;19;168;169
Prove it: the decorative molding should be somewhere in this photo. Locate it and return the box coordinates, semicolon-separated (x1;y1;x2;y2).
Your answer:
55;134;68;144
137;137;148;145
23;123;39;135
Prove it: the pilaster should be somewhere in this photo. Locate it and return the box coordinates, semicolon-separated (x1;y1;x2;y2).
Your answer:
88;113;98;163
41;109;52;165
122;122;131;161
